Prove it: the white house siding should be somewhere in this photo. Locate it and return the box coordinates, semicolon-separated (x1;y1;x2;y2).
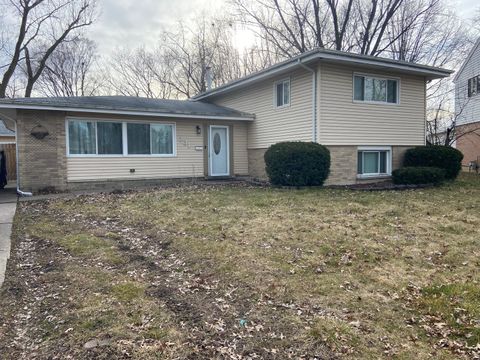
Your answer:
455;41;480;126
318;63;426;146
209;68;314;149
67;117;249;182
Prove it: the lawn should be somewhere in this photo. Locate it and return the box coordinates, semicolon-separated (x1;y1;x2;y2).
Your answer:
1;174;479;359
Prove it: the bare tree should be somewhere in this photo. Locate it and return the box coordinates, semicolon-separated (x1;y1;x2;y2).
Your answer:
107;17;265;99
107;47;174;99
0;0;97;98
232;0;423;57
36;38;101;97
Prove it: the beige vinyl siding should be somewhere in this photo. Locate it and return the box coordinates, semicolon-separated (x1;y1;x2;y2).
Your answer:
232;122;248;174
318;63;426;146
210;69;314;149
67;118;249;181
454;42;480;126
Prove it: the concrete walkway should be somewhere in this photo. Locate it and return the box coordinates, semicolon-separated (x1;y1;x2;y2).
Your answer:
0;188;17;287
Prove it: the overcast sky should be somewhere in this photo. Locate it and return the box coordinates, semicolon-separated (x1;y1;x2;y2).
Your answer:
87;0;479;57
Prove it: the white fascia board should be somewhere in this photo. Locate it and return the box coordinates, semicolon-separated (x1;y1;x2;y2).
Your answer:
0;103;254;121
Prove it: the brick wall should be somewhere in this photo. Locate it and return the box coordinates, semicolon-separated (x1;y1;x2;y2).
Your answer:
248;148;268;179
17;110;67;192
456;122;480;167
324;146;358;185
392;146;411;170
249;145;412;185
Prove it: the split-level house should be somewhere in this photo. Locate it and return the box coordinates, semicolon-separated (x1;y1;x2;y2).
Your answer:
454;38;480;168
0;48;452;194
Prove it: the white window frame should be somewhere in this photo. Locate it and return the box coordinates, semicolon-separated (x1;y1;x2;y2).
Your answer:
357;146;392;178
274;78;291;108
353;73;400;105
66;117;177;158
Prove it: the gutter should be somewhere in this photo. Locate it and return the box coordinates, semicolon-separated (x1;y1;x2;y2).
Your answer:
297;59;318;143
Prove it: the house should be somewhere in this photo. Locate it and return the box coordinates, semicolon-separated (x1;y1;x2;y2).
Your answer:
0;120;15;143
0;119;16;183
454;38;480;169
0;48;452;194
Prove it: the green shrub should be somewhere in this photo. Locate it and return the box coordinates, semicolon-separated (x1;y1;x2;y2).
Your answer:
403;146;463;180
264;142;330;186
392;166;446;185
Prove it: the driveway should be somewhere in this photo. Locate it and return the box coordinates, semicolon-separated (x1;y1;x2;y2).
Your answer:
0;187;17;286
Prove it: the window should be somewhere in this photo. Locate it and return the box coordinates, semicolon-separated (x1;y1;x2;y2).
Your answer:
357;149;391;176
275;79;290;107
97;122;123;155
68;120;96;155
467;75;480;97
67;119;175;157
128;123;150;155
151;124;174;154
354;75;398;104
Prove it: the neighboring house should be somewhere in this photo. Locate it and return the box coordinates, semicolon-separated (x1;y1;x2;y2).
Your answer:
454;38;480;168
0;120;15;143
0;48;452;193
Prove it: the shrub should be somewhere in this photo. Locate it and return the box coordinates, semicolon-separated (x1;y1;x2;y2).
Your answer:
392;166;446;185
403;146;463;180
264;142;330;186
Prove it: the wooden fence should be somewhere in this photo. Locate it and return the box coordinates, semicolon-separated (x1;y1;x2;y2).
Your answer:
0;143;16;181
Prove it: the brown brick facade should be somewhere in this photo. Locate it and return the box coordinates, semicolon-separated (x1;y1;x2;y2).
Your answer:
247;148;268;179
249;145;412;185
456;122;480;167
17;110;67;192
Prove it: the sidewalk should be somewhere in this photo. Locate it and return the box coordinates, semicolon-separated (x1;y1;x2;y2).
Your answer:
0;188;17;287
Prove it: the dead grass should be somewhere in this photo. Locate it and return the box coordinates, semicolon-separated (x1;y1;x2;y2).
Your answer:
1;173;479;359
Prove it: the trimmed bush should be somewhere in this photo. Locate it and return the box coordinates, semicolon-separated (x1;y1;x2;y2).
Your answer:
264;142;330;186
392;166;446;185
403;145;463;180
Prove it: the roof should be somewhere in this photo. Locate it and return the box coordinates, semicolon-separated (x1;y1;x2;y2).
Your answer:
0;96;255;121
0;120;14;136
192;47;454;100
453;37;480;82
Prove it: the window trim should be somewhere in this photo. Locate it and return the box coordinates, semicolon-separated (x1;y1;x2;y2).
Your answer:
467;75;480;98
66;117;177;158
352;73;400;105
274;78;291;108
356;146;392;178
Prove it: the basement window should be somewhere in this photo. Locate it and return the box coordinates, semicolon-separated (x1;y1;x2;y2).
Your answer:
357;147;391;177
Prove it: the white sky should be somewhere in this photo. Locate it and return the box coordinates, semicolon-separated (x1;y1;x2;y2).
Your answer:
87;0;479;57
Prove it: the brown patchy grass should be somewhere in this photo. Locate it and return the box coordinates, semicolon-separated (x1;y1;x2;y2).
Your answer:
1;173;480;359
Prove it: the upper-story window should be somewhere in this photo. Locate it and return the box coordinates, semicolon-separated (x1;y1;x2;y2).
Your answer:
275;79;290;107
354;74;399;104
467;75;480;97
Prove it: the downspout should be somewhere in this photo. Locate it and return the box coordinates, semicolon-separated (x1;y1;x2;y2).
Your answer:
297;59;318;143
0;113;32;197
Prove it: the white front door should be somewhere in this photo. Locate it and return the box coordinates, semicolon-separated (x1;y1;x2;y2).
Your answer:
209;126;230;176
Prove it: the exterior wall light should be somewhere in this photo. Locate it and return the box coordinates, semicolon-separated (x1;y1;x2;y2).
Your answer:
196;125;201;135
